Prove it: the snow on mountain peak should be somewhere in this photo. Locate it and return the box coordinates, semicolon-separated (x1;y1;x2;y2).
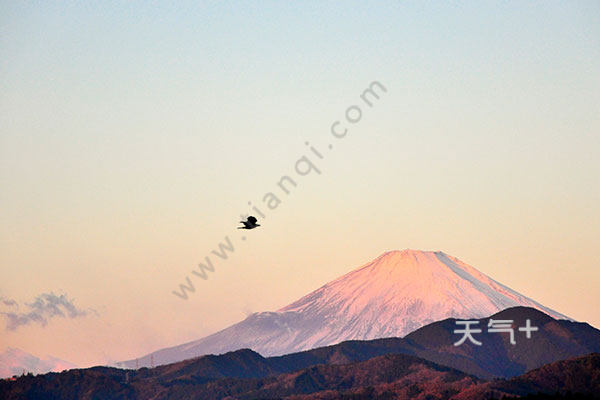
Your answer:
0;348;77;379
119;249;570;368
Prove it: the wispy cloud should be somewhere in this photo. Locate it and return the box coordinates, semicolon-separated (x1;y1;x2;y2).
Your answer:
0;296;18;308
0;293;97;331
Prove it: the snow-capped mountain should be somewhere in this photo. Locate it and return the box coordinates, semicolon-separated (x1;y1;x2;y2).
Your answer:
0;347;76;378
120;249;570;368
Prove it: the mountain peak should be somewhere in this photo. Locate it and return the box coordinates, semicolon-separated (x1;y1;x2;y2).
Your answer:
378;248;440;258
120;249;570;368
373;249;447;266
490;306;558;323
0;348;76;379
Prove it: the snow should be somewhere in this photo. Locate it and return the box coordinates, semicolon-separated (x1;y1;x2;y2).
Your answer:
118;249;570;368
0;347;77;378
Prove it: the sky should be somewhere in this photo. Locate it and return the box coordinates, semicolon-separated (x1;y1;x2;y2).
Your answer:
1;1;599;367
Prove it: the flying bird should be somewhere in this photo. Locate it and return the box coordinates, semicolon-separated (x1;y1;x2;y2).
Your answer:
238;216;260;229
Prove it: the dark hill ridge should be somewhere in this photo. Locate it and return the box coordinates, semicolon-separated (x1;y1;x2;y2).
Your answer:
451;353;600;400
2;307;599;399
498;351;600;395
2;353;599;399
0;352;483;400
151;348;275;380
265;306;600;380
282;353;600;400
403;306;600;379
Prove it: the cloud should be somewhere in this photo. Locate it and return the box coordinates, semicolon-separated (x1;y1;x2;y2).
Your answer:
0;293;97;331
0;296;18;308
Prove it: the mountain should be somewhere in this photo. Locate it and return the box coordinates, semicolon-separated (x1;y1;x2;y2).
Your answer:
121;249;570;368
115;307;598;381
403;306;600;379
0;352;483;400
266;306;600;380
454;353;600;400
273;353;600;400
3;306;599;399
3;350;599;399
0;347;77;378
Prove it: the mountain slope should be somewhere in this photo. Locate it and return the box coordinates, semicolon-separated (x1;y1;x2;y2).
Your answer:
4;350;600;399
403;306;600;379
0;348;77;378
1;353;483;400
266;306;600;380
121;249;569;368
454;353;600;400
4;307;600;399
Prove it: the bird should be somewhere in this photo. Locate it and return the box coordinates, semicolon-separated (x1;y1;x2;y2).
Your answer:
238;216;260;229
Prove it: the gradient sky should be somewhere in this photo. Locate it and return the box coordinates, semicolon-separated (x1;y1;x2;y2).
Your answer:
1;1;599;367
